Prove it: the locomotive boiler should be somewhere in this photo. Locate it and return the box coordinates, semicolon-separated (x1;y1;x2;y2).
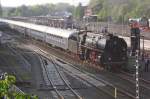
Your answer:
79;33;128;70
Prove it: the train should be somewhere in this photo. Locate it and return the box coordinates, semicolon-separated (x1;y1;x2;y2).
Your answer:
0;19;128;71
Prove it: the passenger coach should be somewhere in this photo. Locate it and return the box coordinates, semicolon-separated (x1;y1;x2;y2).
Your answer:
0;19;79;53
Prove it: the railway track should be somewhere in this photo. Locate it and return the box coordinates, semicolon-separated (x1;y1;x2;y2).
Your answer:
8;45;31;71
22;42;150;99
120;71;150;88
5;45;23;83
24;39;150;98
116;71;150;98
120;71;150;86
5;44;31;87
39;55;64;99
30;46;134;99
97;70;150;99
0;71;25;94
3;29;150;99
39;53;82;99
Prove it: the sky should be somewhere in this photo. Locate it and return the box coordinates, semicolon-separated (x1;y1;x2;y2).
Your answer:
1;0;90;7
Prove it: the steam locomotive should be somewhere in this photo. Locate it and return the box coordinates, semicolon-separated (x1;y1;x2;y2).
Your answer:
79;33;128;70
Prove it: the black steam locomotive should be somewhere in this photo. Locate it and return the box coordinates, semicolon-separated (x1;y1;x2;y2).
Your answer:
79;33;128;70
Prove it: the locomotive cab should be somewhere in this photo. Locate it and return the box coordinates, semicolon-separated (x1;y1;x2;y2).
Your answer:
68;32;78;54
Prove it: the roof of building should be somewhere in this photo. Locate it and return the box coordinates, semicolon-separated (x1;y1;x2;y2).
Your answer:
0;19;77;38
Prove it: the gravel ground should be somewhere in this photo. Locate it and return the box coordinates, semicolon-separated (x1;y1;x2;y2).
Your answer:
95;71;150;99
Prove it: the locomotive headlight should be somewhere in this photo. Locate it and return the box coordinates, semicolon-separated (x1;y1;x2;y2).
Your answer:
122;57;125;60
114;41;117;45
98;55;101;59
123;48;126;51
108;57;111;61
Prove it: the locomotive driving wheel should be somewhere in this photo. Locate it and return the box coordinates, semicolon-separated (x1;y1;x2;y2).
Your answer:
89;51;96;63
105;65;112;71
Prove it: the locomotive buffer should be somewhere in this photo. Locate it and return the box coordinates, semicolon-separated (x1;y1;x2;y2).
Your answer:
130;22;140;99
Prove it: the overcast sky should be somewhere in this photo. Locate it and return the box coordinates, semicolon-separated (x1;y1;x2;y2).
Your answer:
1;0;90;7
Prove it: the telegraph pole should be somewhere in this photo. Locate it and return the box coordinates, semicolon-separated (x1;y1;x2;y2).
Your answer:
135;50;140;99
0;0;2;17
130;21;140;99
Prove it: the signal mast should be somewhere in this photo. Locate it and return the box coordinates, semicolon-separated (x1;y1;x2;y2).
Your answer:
130;21;140;99
0;0;2;17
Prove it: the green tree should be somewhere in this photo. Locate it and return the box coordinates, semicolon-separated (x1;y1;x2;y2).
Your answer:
89;0;150;23
0;74;38;99
75;3;84;20
3;3;74;17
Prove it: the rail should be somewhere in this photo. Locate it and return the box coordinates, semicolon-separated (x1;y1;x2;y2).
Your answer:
120;71;150;89
39;51;83;99
39;55;64;99
115;71;150;99
35;47;134;99
56;61;135;99
9;85;24;94
50;55;83;99
7;45;31;71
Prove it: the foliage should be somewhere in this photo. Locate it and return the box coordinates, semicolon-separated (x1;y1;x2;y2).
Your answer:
0;74;38;99
74;3;84;20
2;3;74;17
90;0;150;23
2;3;83;20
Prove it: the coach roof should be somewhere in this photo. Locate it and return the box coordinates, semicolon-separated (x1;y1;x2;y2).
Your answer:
0;19;77;38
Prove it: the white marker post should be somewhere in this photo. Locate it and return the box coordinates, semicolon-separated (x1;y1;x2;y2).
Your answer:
135;50;140;99
115;88;117;99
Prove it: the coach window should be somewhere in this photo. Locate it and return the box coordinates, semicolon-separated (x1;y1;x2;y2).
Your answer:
55;36;57;41
58;36;61;42
49;34;51;38
56;36;58;42
54;35;56;41
59;38;61;43
57;36;59;42
59;37;61;43
52;35;54;40
57;36;59;41
54;35;57;41
62;39;65;43
60;37;63;43
50;34;52;39
47;33;49;38
69;35;77;41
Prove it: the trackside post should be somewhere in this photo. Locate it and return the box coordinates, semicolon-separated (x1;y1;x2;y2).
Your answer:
115;88;117;99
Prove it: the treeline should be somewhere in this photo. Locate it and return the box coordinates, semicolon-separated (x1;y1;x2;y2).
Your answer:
2;3;75;17
90;0;150;23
